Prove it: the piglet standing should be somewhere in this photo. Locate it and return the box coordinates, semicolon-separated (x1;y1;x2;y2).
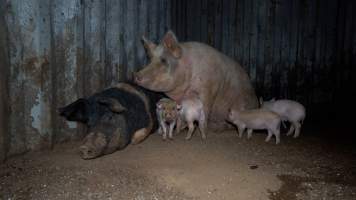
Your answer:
260;98;306;138
227;108;281;144
177;94;207;140
156;98;180;140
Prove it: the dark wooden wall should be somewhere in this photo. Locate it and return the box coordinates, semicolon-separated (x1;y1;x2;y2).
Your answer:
2;0;171;158
171;0;356;113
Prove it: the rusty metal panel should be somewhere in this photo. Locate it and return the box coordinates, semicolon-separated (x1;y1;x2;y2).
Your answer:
51;0;84;143
5;0;53;154
3;0;172;158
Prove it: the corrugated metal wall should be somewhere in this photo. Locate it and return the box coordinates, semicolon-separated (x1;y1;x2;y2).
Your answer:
171;0;356;108
0;0;10;162
1;0;356;160
1;0;171;158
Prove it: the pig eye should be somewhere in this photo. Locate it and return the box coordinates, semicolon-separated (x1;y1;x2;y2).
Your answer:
161;58;167;64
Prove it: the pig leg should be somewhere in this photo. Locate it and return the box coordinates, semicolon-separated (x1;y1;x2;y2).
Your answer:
198;111;207;140
131;128;150;144
185;121;196;140
157;127;163;135
161;122;168;140
176;117;183;134
168;121;176;140
273;128;280;144
238;126;245;138
265;130;273;142
293;122;301;138
247;129;253;139
286;123;295;136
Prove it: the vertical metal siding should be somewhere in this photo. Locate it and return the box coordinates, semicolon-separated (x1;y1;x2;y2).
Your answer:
2;0;171;158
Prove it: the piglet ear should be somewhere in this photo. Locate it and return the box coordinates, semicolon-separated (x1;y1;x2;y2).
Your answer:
156;102;162;109
176;104;182;111
97;97;126;113
162;30;182;59
142;35;156;58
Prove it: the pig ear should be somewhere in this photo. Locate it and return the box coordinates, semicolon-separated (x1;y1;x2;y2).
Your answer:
142;35;156;58
58;98;89;123
176;104;182;111
270;98;276;102
156;102;162;109
97;97;126;113
162;30;182;59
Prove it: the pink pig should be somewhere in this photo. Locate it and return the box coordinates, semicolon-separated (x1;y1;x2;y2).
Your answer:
134;31;258;131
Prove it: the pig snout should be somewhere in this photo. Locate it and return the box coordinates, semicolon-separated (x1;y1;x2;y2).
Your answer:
79;145;95;160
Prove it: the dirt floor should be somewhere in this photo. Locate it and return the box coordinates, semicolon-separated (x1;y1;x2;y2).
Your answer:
1;128;356;200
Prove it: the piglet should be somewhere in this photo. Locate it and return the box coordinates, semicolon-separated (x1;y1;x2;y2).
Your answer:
228;108;281;144
260;98;306;138
177;96;207;140
156;98;180;140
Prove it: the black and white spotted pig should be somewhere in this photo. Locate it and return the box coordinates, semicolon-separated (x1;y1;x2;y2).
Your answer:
156;98;180;140
59;83;162;159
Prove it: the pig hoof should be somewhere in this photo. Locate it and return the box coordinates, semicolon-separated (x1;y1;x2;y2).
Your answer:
185;136;192;140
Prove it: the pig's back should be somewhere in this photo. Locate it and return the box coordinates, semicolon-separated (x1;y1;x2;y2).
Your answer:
270;100;305;121
240;109;279;128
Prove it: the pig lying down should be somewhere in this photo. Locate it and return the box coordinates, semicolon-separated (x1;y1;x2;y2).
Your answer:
156;98;180;140
260;98;306;138
134;30;258;132
59;83;161;159
227;108;281;144
176;94;207;140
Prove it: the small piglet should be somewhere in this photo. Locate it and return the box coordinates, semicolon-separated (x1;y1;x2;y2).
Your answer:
228;108;281;144
156;98;180;140
177;96;207;140
260;98;305;138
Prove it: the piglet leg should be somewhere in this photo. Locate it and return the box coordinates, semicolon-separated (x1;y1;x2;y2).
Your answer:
185;121;195;140
286;123;295;136
247;129;253;139
168;122;175;140
265;130;273;142
293;122;301;138
161;122;168;140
